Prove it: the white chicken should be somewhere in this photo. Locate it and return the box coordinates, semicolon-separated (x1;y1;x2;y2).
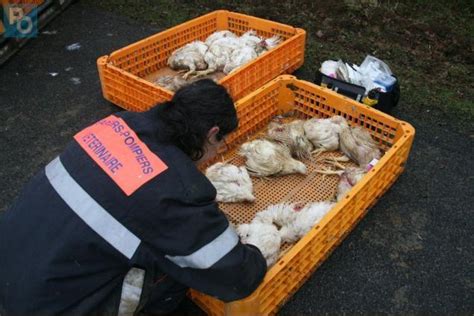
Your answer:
252;201;335;244
238;30;282;55
205;30;238;46
253;202;299;228
236;221;282;267
266;119;313;160
303;115;349;156
282;201;335;243
316;156;378;201
193;35;242;77
205;162;255;203
339;125;381;167
239;139;307;177
167;40;208;79
335;167;366;201
223;31;282;74
317;165;366;202
223;45;257;74
193;30;283;77
258;35;282;54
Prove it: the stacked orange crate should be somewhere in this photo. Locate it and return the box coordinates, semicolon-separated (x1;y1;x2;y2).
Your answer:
97;10;306;112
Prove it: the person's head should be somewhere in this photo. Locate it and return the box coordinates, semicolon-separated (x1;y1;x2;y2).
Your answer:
153;79;238;164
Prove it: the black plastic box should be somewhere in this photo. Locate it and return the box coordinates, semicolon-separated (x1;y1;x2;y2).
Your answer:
314;70;400;114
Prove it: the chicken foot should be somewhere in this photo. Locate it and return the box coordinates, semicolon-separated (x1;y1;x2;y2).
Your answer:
311;148;325;159
314;167;344;176
179;61;202;80
191;67;218;78
321;156;350;170
314;156;349;178
182;68;198;80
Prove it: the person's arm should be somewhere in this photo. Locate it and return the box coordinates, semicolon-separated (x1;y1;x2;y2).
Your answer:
132;196;267;302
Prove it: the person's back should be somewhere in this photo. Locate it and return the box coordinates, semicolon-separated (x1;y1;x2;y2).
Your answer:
0;80;266;315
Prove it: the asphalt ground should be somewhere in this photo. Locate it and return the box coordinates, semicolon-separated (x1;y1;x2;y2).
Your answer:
0;2;473;314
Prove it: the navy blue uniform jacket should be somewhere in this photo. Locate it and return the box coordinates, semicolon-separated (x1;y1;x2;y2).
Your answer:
0;108;266;315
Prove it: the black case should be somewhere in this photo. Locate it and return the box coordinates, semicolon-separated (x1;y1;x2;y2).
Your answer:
314;70;400;113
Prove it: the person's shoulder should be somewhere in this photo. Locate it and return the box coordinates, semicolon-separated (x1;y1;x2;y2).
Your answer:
157;144;216;203
112;109;216;202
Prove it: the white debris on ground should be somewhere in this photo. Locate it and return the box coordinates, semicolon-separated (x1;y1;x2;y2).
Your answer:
70;77;81;85
66;43;81;51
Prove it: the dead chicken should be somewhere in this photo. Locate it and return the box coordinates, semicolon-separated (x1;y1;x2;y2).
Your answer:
252;201;335;244
239;139;307;177
316;156;378;201
339;125;381;167
193;35;242;78
323;166;366;202
258;35;282;54
238;30;282;55
155;73;220;92
223;31;282;74
236;221;281;267
236;30;262;50
281;201;335;242
167;40;208;79
194;30;282;77
253;202;298;229
205;30;238;47
155;75;188;92
303;115;348;157
205;162;255;203
266;119;313;160
223;45;257;74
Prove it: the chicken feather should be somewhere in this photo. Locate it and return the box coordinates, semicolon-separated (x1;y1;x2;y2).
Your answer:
267;120;313;160
167;41;208;79
237;222;281;267
240;139;307;177
339;126;381;167
205;162;255;203
303;115;348;153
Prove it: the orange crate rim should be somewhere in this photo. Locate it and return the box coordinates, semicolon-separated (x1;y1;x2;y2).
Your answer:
97;10;306;112
189;75;416;316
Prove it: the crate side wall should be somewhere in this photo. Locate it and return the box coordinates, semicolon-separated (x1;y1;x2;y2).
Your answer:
257;134;415;315
190;77;415;316
220;31;305;101
108;12;219;77
289;82;402;150
101;64;173;111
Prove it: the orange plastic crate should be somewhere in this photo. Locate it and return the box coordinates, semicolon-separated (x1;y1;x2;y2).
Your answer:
189;75;416;315
96;10;305;112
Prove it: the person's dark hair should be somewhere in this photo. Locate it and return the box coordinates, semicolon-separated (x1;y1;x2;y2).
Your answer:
153;79;238;161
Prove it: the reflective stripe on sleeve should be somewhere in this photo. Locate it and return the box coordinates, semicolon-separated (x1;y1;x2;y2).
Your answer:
45;157;141;259
118;268;145;316
165;225;239;269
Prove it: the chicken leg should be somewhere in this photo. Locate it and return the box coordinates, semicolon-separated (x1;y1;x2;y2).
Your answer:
191;67;217;78
181;64;197;80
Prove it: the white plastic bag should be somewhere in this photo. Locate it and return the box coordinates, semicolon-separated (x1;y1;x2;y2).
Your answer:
358;55;396;92
320;60;339;78
359;55;392;75
335;60;363;86
319;55;397;94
